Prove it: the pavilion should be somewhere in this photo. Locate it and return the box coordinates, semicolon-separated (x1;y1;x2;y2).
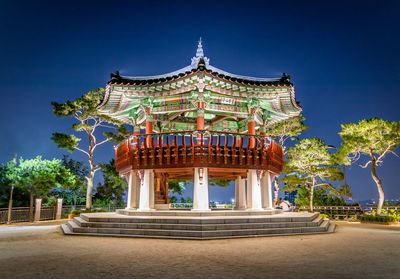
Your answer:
62;41;334;239
98;39;301;211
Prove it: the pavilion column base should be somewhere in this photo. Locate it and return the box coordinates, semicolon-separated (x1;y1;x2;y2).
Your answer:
138;169;155;211
125;170;140;210
235;176;247;210
261;171;274;210
192;167;210;211
246;170;263;210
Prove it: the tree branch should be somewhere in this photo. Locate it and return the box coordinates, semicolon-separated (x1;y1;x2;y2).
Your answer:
92;138;110;152
359;160;372;168
376;144;395;163
74;146;90;157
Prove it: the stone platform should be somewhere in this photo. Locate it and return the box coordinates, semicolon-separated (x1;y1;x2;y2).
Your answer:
61;210;335;240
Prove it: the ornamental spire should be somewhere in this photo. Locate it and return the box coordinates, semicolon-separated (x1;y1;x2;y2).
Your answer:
191;37;210;69
196;37;204;57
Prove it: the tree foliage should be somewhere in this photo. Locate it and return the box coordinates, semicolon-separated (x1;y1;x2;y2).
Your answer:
168;179;186;195
51;88;130;209
209;179;231;187
336;118;400;214
4;156;77;220
294;186;346;207
283;138;344;212
50;155;89;206
265;115;308;205
94;159;127;207
265;115;308;152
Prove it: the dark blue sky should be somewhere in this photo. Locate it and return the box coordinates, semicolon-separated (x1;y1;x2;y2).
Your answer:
0;0;399;202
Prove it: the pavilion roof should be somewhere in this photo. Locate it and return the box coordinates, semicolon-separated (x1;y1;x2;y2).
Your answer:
108;39;292;87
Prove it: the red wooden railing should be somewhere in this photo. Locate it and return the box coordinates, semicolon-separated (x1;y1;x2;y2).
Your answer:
115;130;284;174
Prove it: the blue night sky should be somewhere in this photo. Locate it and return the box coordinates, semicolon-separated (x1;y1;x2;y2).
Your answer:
0;0;399;202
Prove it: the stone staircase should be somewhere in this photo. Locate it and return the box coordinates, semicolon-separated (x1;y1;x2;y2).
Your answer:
155;191;167;204
61;211;335;240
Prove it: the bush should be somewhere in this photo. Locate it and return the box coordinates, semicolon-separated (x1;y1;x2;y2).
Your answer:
360;214;397;224
70;208;106;215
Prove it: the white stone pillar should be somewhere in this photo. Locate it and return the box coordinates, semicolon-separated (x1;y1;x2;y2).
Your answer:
138;169;154;211
149;170;155;209
192;167;210;211
34;198;42;222
246;170;263;210
126;171;140;210
261;171;274;210
234;178;239;208
56;198;63;219
235;176;247;209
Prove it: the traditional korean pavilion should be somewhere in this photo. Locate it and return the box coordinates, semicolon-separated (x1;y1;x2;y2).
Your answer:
97;39;302;211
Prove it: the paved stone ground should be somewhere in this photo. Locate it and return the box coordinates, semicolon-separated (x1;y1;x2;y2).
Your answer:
0;221;399;279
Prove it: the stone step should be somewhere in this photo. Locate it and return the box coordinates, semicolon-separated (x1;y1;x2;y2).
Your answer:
63;219;331;239
80;213;320;225
61;212;335;240
115;209;284;217
73;216;324;231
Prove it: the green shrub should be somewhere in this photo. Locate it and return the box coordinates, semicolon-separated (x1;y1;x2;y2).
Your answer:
360;214;397;224
70;208;106;215
319;213;330;219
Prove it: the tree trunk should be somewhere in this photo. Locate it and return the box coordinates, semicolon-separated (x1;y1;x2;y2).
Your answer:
29;190;34;222
85;173;94;210
7;186;14;224
273;176;280;206
309;179;315;213
370;152;384;214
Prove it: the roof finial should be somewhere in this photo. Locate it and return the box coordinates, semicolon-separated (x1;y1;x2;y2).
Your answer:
191;37;209;69
196;37;204;58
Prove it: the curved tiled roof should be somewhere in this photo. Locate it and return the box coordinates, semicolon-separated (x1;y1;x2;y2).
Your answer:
109;66;292;87
108;41;292;87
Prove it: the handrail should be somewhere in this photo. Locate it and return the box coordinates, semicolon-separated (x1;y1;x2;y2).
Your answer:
114;129;284;173
116;130;272;150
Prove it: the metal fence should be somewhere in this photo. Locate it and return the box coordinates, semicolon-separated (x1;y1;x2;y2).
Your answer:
296;205;364;219
0;207;32;224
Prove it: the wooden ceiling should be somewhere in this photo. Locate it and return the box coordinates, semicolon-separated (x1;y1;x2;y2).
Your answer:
154;167;247;180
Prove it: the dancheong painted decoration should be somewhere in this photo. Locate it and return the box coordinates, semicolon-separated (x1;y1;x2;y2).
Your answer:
97;39;302;211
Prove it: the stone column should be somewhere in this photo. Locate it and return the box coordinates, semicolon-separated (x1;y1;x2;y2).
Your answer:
34;198;42;222
261;171;274;210
235;176;247;209
234;177;239;208
149;170;155;210
192;167;210;211
126;171;140;210
138;169;154;211
246;170;263;210
56;198;63;219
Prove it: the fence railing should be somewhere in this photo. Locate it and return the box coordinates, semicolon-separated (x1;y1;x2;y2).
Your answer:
0;205;125;224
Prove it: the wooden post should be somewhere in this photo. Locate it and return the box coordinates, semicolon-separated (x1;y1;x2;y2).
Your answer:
145;107;153;148
248;118;255;149
165;174;169;204
156;177;161;192
197;108;204;130
197;105;205;146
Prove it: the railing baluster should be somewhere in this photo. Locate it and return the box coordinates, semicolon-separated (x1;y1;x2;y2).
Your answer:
114;130;284;174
